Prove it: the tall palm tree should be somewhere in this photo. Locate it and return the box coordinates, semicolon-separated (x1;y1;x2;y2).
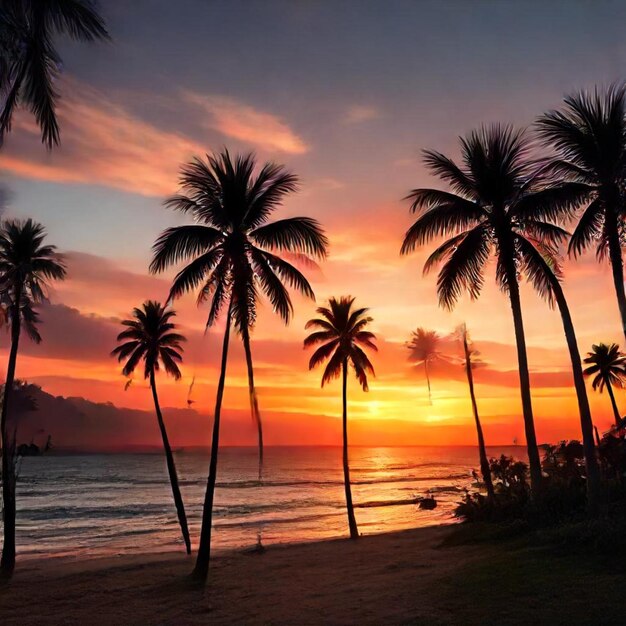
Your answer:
406;328;441;404
0;218;65;577
400;125;588;493
304;296;377;540
151;150;327;582
584;342;626;426
0;0;109;148
537;85;626;344
456;323;494;500
111;301;192;555
517;244;603;513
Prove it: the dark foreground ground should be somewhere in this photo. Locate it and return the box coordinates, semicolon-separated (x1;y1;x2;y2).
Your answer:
1;524;623;625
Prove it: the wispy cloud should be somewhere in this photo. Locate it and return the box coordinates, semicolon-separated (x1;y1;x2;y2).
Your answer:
0;79;309;196
0;83;204;197
183;91;309;154
343;104;381;124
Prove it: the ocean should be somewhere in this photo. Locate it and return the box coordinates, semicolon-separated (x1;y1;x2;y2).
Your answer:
13;446;526;559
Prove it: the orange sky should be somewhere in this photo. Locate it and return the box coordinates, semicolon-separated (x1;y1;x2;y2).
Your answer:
1;1;626;448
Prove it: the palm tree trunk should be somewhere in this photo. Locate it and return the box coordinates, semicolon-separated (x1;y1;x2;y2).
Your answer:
549;279;602;514
1;291;22;578
461;329;494;500
505;267;542;493
149;368;191;555
342;358;358;540
241;327;263;481
192;302;233;582
606;380;621;426
607;211;626;346
424;360;432;404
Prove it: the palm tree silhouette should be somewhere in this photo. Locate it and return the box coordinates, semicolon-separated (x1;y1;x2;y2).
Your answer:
112;301;192;555
456;324;494;500
0;0;109;148
304;296;377;540
515;245;603;512
0;218;66;577
537;85;626;344
584;342;626;426
151;150;327;581
400;125;582;493
406;328;442;404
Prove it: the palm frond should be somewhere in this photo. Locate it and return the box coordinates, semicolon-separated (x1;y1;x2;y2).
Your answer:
400;202;485;255
422;150;477;198
252;248;315;300
168;247;223;302
250;217;328;259
308;339;339;369
150;225;223;274
567;198;604;257
250;249;292;323
514;182;594;222
436;226;490;309
321;348;344;387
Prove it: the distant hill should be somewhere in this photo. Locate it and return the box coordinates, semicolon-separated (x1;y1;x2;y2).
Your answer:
12;384;208;452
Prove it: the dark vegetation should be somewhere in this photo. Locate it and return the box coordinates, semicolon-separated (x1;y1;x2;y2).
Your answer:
454;434;626;559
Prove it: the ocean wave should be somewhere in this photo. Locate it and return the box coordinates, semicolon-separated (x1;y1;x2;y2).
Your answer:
213;511;343;529
213;473;469;489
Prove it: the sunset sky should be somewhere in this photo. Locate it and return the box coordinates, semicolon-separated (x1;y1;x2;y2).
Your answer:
2;0;626;447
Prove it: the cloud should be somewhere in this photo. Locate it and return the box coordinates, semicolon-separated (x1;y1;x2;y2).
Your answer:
183;91;309;154
343;105;381;124
0;79;308;196
55;251;170;313
0;83;205;197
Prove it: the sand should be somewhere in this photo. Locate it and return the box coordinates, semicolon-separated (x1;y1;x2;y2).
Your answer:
0;526;488;625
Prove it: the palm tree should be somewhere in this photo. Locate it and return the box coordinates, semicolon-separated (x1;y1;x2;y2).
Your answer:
150;150;327;582
111;301;192;555
584;342;626;426
304;296;377;540
516;246;603;513
406;328;441;404
0;0;109;148
456;324;494;500
0;218;66;577
537;85;626;344
400;125;589;493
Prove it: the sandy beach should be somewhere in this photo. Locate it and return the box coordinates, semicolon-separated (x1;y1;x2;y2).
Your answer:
2;523;624;625
0;526;473;625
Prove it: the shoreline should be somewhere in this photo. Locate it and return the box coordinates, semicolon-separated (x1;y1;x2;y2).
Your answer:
14;520;457;565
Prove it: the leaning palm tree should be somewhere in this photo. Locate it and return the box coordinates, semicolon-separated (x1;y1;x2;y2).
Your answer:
304;296;377;540
400;125;589;493
0;218;66;577
111;301;192;555
0;0;109;148
584;342;626;426
537;85;626;344
406;328;441;404
456;324;494;500
517;244;603;512
151;150;327;582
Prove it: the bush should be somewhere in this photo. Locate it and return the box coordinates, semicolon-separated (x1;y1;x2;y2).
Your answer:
455;455;531;523
456;445;590;525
